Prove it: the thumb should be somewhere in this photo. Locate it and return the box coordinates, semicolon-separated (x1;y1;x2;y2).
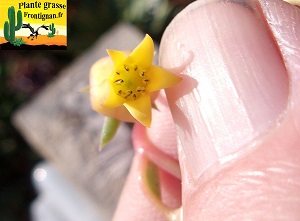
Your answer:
160;0;300;219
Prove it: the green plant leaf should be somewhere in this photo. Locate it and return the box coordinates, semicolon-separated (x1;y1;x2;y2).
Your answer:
99;117;120;150
145;160;161;199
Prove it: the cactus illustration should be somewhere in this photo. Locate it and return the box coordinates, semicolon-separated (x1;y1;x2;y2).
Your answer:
3;6;23;44
47;23;56;38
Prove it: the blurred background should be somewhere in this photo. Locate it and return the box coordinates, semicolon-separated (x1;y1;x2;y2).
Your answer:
0;0;194;220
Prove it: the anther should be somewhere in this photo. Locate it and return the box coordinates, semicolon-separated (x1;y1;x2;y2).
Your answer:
125;90;133;99
133;94;137;100
137;87;145;93
124;65;129;71
134;66;138;71
116;72;120;75
143;79;149;84
140;71;145;77
118;90;122;95
114;79;124;84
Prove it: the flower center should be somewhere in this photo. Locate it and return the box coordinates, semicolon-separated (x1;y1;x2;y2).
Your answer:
111;64;150;100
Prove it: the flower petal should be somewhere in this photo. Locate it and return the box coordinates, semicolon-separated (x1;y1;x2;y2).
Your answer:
123;95;152;127
94;105;136;123
102;84;126;108
107;49;128;67
129;34;154;69
91;81;136;122
147;66;182;92
90;57;125;109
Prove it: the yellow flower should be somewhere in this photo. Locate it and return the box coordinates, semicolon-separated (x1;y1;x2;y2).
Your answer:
90;34;181;127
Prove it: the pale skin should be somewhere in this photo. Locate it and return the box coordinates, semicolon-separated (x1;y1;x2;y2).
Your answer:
113;0;300;220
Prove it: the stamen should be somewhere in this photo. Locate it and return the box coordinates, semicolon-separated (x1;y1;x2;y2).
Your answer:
137;87;145;93
114;79;124;84
125;90;133;98
112;64;149;100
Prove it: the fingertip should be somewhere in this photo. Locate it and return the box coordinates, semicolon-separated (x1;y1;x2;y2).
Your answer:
160;0;289;179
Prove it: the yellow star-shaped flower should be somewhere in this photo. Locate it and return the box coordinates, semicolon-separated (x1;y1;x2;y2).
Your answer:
90;34;181;127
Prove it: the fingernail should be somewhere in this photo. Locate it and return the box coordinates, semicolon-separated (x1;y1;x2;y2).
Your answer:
258;0;300;98
160;0;289;179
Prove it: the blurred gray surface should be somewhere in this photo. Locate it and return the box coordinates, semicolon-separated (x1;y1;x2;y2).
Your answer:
13;23;146;220
31;162;106;221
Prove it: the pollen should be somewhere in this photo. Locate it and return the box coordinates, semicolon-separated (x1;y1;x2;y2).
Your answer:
111;63;150;100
